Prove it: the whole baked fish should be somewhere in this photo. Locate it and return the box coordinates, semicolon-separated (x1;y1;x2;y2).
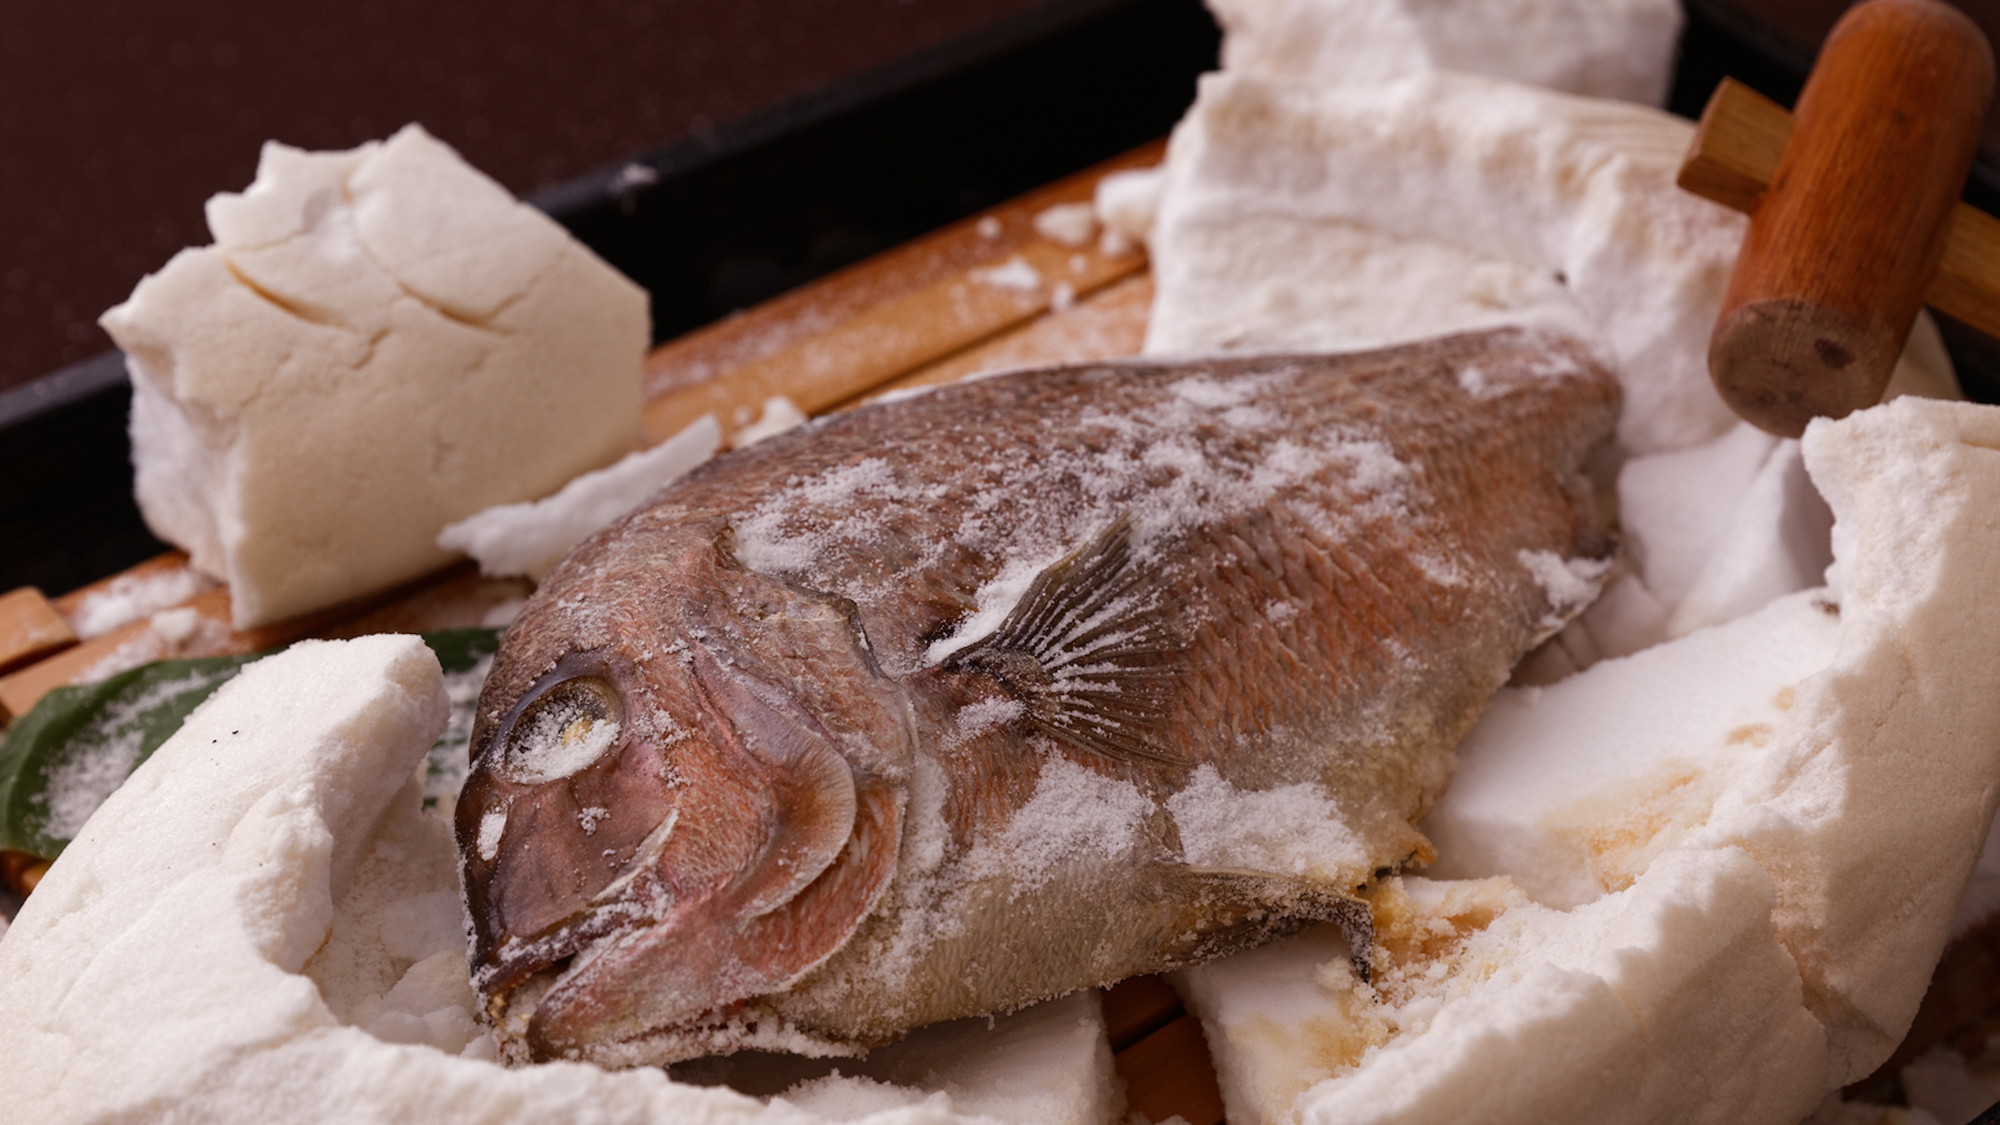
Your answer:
456;326;1619;1067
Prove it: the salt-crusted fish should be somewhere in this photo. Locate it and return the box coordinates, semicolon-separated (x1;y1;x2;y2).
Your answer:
456;326;1620;1067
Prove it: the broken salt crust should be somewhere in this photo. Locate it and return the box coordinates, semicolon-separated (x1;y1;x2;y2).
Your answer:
100;125;648;628
439;414;721;581
1173;399;2000;1125
1211;0;1683;106
1142;70;1956;456
0;637;1117;1124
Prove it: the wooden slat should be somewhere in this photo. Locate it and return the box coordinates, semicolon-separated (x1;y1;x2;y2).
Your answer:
641;141;1162;446
851;271;1155;408
1103;973;1185;1051
0;588;76;682
1116;1013;1228;1125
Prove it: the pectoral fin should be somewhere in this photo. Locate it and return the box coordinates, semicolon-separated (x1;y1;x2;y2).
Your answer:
944;517;1184;765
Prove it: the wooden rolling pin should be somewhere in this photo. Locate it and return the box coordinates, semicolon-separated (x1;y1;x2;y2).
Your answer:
1698;0;1995;438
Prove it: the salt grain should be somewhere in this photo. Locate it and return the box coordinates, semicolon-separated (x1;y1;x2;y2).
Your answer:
972;256;1042;293
989;754;1153;889
69;567;216;639
1167;765;1366;879
477;805;507;862
1033;202;1098;248
502;707;620;786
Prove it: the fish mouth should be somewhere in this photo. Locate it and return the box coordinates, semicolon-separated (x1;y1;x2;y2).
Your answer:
474;807;684;1025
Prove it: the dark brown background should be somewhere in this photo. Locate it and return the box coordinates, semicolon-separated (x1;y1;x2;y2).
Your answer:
5;0;1998;397
0;0;1051;395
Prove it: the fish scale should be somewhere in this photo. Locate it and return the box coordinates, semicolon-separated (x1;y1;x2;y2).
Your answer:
456;325;1620;1067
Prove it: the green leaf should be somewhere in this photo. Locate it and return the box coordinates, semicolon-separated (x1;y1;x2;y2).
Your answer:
0;654;261;858
0;627;504;860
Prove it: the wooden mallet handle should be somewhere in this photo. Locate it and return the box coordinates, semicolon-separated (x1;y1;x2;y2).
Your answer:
1710;0;1994;438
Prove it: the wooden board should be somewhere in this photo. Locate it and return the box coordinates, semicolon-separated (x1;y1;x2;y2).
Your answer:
2;137;1993;1123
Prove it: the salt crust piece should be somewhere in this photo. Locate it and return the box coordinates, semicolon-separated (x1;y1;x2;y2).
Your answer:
1211;0;1682;105
100;125;648;629
1425;588;1842;908
1142;72;1955;456
438;415;721;581
1177;399;2000;1124
0;636;1113;1124
1092;168;1166;249
734;395;810;449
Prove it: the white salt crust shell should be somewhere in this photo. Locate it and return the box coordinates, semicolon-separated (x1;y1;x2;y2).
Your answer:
99;125;649;629
1210;0;1683;106
1177;398;2000;1124
1142;69;1957;456
0;636;1116;1125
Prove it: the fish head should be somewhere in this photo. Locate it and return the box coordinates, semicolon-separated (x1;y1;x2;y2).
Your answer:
456;533;912;1063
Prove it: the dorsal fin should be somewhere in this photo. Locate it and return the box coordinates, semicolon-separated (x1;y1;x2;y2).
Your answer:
946;517;1183;764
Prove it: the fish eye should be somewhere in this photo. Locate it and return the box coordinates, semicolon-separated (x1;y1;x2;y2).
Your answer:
498;675;624;785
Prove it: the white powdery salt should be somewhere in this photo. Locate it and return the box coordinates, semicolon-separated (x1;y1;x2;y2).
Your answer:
502;708;620;786
439;414;720;581
1032;202;1098;248
1168;765;1366;879
972;256;1043;293
732;396;808;448
148;607;201;645
36;671;223;841
955;697;1027;740
1457;365;1505;400
69;566;217;639
1518;549;1612;628
476;805;507;862
992;755;1154;888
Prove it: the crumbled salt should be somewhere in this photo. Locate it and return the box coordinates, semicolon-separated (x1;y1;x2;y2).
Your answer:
1167;765;1367;879
976;215;1003;239
502;706;620;785
1051;281;1077;312
476;805;507;862
732;396;809;448
972;256;1043;293
955;697;1027;739
33;670;237;842
987;754;1154;889
1033;202;1098;248
439;414;720;580
148;606;200;645
1517;549;1612;628
69;567;216;639
577;806;611;835
1457;365;1504;400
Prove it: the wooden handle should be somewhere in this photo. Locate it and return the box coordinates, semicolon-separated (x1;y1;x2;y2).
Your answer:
1710;0;1994;438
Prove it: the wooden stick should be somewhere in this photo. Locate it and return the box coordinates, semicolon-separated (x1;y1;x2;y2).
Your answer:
1702;0;1995;438
1680;78;2000;342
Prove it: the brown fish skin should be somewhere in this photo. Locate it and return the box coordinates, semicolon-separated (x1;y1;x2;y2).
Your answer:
455;326;1620;1067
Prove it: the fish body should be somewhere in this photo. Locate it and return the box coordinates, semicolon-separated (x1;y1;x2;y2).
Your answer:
456;326;1619;1067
